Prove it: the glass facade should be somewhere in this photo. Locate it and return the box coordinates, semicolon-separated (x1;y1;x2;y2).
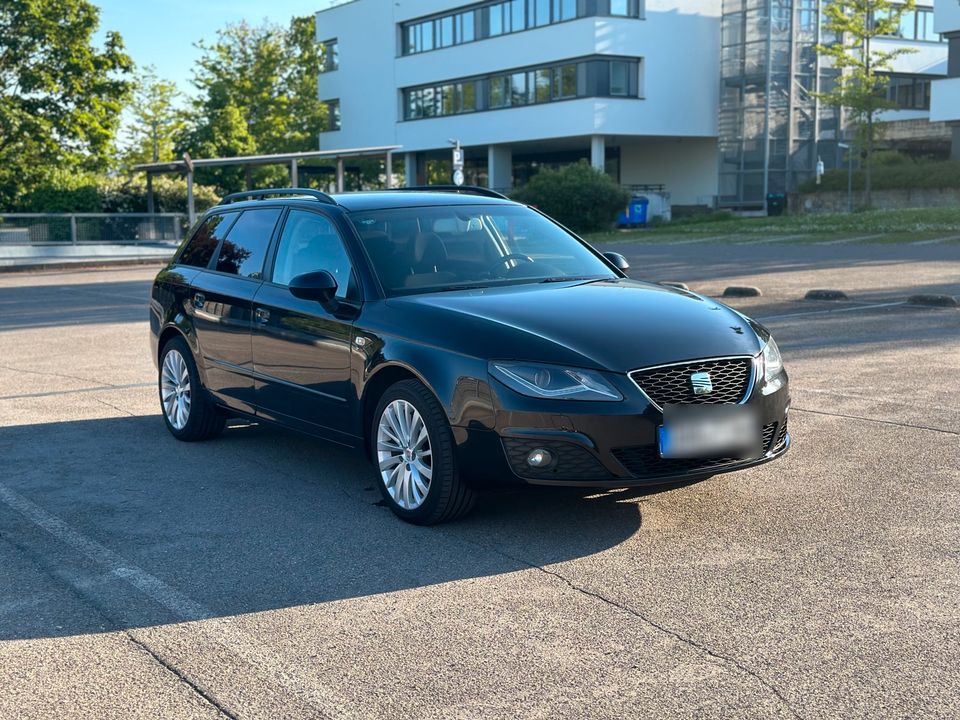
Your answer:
719;0;841;207
402;56;640;120
401;0;643;55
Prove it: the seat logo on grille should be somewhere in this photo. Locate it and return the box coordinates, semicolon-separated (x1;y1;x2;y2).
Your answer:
690;372;713;395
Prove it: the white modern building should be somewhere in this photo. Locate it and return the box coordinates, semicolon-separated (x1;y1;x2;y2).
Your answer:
931;0;960;158
316;0;948;208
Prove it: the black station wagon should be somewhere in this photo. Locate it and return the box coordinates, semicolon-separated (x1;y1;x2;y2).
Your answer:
150;187;790;524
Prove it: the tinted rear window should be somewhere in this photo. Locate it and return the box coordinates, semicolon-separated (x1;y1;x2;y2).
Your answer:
214;208;282;279
179;213;235;268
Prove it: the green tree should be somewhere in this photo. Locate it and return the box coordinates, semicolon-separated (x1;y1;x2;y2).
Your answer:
178;15;328;194
815;0;917;209
121;66;185;167
0;0;133;207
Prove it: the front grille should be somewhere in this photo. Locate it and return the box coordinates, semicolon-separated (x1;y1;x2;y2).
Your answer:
762;421;777;452
502;437;612;481
630;357;753;407
612;447;746;480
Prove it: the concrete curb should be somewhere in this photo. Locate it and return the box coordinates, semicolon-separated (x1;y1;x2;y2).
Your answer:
805;289;849;301
908;294;959;308
723;285;762;298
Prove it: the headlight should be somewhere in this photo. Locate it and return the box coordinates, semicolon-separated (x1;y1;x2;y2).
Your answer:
489;362;623;401
760;337;784;394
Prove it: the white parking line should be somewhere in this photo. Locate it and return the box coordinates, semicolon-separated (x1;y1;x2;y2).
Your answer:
0;480;363;719
911;236;960;246
814;234;885;246
736;234;808;245
758;300;908;321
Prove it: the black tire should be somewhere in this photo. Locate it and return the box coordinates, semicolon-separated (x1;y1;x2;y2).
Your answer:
372;379;476;525
158;335;226;442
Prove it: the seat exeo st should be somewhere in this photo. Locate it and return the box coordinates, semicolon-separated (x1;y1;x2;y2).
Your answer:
150;187;790;524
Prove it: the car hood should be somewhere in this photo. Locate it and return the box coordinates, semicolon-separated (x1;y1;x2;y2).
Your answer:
386;278;765;372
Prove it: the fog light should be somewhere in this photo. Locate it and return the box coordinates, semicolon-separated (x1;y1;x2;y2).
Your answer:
526;448;553;468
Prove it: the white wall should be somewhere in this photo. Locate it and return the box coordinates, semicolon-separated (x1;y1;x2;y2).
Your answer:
619;137;719;206
316;0;722;153
931;77;960;122
934;0;960;34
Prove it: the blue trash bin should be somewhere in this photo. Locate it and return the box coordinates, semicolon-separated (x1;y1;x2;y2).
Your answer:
617;196;650;228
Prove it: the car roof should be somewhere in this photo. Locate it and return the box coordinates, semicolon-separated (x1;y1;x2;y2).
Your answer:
207;190;517;215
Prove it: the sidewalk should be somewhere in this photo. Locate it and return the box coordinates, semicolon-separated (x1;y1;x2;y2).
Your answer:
0;243;176;271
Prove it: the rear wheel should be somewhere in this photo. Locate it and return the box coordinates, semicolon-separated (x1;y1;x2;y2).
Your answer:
373;379;475;525
159;336;225;441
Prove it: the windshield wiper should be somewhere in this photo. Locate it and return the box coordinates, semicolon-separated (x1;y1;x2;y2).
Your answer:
538;276;606;284
434;284;489;292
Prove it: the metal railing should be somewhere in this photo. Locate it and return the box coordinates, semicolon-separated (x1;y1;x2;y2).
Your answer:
0;213;186;245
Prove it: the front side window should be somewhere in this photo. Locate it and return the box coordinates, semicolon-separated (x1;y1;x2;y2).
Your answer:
214;208;281;279
349;205;615;297
179;213;236;268
272;210;355;300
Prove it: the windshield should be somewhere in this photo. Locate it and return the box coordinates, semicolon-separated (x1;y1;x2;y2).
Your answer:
348;204;617;296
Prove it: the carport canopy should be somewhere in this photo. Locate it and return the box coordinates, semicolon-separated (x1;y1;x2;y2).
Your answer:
133;145;402;224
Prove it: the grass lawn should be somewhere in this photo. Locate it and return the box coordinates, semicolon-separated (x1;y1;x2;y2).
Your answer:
583;207;960;245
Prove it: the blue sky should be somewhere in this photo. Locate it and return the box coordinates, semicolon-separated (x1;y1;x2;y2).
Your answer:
94;1;324;96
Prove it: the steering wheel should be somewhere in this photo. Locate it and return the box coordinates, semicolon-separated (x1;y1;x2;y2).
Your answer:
488;254;534;274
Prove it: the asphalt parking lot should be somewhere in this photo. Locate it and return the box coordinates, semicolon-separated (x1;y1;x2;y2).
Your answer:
1;244;958;719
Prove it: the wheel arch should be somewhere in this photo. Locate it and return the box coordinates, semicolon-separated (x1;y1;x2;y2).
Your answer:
361;363;427;460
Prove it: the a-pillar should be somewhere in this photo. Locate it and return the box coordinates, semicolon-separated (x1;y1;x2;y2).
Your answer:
590;135;606;172
487;145;513;192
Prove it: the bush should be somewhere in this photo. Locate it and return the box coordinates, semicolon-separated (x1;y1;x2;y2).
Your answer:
14;175;221;215
510;161;630;233
799;157;960;193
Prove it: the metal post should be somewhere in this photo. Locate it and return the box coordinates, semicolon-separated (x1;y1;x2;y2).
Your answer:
70;215;78;246
761;0;774;212
186;171;196;226
290;159;299;188
336;157;344;193
848;144;854;213
385;150;394;189
146;173;155;214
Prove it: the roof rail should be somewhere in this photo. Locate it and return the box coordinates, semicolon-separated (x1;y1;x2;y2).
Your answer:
220;188;337;206
391;185;509;200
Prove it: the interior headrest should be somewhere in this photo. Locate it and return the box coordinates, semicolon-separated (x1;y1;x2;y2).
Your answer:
413;232;447;265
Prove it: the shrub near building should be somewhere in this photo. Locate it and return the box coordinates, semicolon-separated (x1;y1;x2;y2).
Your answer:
511;162;630;234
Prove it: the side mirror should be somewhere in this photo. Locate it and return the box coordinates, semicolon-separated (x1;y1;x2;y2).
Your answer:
603;252;630;271
289;270;338;303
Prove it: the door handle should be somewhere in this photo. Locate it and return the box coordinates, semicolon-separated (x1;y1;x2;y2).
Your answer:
192;292;205;309
255;308;270;324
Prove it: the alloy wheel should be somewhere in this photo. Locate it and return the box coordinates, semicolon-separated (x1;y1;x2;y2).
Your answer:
161;349;192;430
377;399;433;510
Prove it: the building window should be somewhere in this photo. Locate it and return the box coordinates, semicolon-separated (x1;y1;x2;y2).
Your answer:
323;99;341;130
319;38;338;72
876;6;943;42
402;56;640;120
884;74;932;110
399;0;642;56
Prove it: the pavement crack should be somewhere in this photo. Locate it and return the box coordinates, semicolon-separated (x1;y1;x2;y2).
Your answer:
95;397;136;417
127;634;239;720
792;407;959;436
0;363;115;389
463;537;804;720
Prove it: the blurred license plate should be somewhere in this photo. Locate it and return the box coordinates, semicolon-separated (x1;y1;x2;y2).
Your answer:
658;404;760;459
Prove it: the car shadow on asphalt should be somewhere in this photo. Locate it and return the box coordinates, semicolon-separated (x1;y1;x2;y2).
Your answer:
0;415;683;641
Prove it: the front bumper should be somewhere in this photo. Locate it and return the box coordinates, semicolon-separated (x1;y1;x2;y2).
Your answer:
453;370;791;489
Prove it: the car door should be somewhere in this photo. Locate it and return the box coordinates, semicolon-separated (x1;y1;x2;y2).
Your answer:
188;207;282;414
251;208;360;443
